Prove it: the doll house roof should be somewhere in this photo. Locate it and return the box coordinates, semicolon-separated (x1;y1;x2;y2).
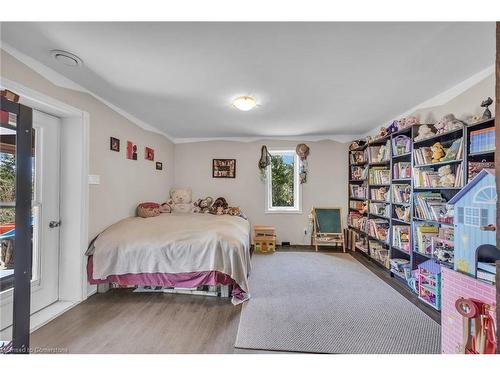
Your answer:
418;259;441;274
448;169;495;205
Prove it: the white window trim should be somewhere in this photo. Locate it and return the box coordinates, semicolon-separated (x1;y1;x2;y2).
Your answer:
464;206;480;227
265;149;302;214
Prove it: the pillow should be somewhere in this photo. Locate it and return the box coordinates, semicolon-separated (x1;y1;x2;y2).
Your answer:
137;202;161;218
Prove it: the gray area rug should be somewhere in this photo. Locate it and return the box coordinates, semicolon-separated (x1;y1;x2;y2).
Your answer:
235;252;440;354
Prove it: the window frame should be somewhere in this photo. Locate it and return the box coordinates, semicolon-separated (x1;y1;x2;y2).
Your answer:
464;206;480;227
265;149;302;214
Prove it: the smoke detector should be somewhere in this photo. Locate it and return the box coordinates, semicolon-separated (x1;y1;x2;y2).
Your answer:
50;50;83;67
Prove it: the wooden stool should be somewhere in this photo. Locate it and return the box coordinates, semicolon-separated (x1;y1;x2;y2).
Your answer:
253;225;276;253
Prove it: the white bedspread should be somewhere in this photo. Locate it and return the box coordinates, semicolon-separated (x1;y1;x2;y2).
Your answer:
90;213;251;297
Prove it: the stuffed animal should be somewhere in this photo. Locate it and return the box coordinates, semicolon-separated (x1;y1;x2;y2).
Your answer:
438;165;456;187
434;114;463;134
386;121;398;134
378;127;388;138
169;188;193;213
225;207;241;216
192;196;213;213
137;202;161;218
159;202;172;213
210;197;228;215
430;142;445;162
396;116;418;130
414;124;434;141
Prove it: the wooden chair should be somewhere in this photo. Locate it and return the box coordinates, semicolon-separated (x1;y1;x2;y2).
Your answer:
312;207;345;252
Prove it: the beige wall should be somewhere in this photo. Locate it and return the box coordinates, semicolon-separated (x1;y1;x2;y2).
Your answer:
174;140;349;245
0;49;175;241
410;74;495;123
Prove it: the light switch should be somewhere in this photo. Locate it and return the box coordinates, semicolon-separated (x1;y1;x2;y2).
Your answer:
88;174;100;185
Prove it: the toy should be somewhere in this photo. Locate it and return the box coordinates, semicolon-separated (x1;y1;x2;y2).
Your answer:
468;114;481;124
414;124;434;141
210;196;228;215
438;165;456;187
430;142;445;162
386;121;398;134
253;225;276;253
434;113;464;134
480;97;493;119
159;202;172;213
137;202;161;218
0;89;20;103
169;188;193;213
192;196;213;213
448;169;497;276
225;206;241;216
418;260;442;310
378;127;388;138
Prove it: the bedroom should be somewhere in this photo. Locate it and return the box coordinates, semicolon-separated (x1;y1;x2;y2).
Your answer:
1;1;500;372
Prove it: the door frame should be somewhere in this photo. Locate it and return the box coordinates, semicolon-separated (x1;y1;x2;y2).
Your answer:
0;77;90;310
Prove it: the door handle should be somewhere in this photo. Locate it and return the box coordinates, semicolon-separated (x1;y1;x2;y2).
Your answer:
49;220;61;228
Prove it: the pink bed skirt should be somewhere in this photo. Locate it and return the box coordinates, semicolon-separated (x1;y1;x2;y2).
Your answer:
87;256;247;302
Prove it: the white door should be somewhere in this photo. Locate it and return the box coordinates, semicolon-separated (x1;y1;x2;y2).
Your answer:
0;110;61;337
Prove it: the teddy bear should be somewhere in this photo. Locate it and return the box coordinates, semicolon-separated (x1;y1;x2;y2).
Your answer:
430;142;445;162
210;197;228;215
414;124;434;141
438;165;456;187
434;114;463;134
225;207;241;216
192;196;213;213
168;188;193;213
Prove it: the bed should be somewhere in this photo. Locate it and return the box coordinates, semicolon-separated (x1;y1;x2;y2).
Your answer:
86;212;251;304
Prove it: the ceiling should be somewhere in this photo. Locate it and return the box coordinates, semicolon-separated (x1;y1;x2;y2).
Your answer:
0;22;495;141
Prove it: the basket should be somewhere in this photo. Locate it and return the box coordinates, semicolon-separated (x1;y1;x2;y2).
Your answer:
137;202;161;218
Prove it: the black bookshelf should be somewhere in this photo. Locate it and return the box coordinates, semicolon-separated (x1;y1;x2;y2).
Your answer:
347;118;496;294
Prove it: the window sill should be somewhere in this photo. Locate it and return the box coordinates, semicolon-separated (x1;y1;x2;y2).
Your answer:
265;209;303;215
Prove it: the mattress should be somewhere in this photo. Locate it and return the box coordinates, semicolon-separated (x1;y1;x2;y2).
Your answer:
87;212;251;304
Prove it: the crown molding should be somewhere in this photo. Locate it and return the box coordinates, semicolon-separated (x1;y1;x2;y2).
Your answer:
174;134;358;144
1;43;176;142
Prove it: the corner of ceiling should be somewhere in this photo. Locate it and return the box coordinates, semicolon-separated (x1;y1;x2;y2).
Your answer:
1;42;177;143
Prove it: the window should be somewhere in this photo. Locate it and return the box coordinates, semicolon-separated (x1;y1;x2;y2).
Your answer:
464;207;480;227
266;149;301;213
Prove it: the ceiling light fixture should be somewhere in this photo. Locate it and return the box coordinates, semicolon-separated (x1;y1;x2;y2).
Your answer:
232;95;257;111
50;49;83;67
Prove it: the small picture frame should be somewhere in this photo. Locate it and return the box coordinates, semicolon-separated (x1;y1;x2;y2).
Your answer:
110;137;120;152
127;141;138;160
212;159;236;178
156;162;163;170
145;147;155;161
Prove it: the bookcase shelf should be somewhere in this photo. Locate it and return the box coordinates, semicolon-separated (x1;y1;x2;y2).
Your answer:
347;117;495;295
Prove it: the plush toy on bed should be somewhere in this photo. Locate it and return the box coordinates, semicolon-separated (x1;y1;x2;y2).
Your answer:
168;188;193;213
192;196;213;213
137;202;161;218
225;206;241;216
210;197;228;215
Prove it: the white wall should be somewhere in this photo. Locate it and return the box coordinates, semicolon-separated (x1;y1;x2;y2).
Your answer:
1;49;176;241
175;139;349;245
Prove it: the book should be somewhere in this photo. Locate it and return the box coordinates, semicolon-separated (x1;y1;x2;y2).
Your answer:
470;127;495;153
392;184;411;204
350;149;368;164
468;161;495;182
370;186;389;201
351;166;368;180
393;162;411;179
369;202;390;217
415;224;439;255
369;167;390;184
392;225;411;253
368;218;389;243
392;135;411;156
414;192;450;222
350;184;367;199
367;140;391;163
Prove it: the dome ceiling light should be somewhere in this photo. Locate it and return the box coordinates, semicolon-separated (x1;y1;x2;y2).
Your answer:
232;95;257;111
50;49;83;67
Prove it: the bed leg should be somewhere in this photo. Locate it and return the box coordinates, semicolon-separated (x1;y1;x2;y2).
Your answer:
220;285;230;298
97;283;110;293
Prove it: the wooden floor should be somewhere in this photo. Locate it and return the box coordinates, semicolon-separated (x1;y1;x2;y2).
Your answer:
30;247;439;353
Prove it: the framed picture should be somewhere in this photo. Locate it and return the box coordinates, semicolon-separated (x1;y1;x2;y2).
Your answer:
110;137;120;152
127;141;138;160
212;159;236;178
145;147;155;161
156;162;163;170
